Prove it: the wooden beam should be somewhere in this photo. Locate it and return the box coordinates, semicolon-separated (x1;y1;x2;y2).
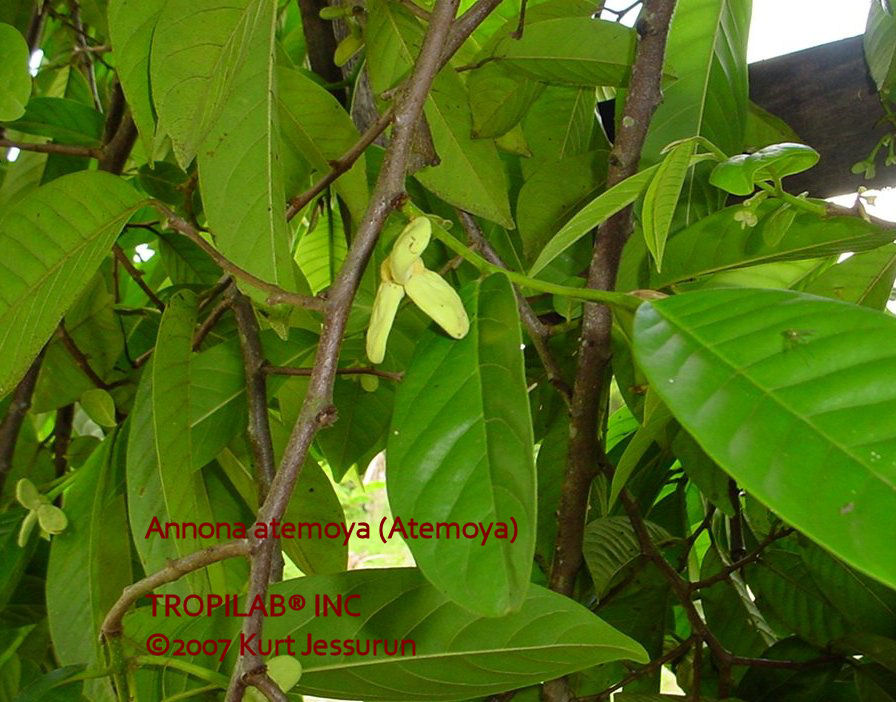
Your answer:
749;35;893;197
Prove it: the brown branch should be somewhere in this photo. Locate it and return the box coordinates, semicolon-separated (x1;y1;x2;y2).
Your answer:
192;297;232;351
243;670;288;702
58;323;118;390
0;138;102;159
547;0;678;620
0;349;45;494
230;290;283;578
296;0;345;104
577;636;694;702
53;405;75;478
283;0;504;222
688;528;794;592
112;245;165;311
67;0;102;112
100;541;249;639
152;202;326;312
456;210;572;405
227;0;469;698
98;113;138;173
264;365;403;381
286;110;393;220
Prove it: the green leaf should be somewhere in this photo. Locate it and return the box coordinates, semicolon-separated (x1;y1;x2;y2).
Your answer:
747;546;849;646
490;17;636;87
518;150;608;260
365;0;422;94
317;378;394;481
521;85;597;176
619;201;895;290
388;274;536;616
107;0;163;157
0;23;30;121
642;140;696;271
277;66;368;222
709;143;820;196
135;568;648;699
641;0;750;163
47;433;131;673
529;165;658;277
5;97;103;146
744;101;802;152
150;292;228;593
416;71;514;228
633;288;896;591
79;388;116;427
866;0;896;92
583;516;671;598
804;245;896;310
196;0;297;294
468;62;545;139
0;171;142;395
151;0;268;166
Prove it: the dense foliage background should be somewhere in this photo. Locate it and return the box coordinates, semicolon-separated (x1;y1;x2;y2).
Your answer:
3;0;896;700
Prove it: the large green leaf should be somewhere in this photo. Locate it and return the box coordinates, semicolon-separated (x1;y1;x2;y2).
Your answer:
468;62;545;139
107;0;163;156
804;245;896;310
151;0;269;166
47;432;131;676
277;66;368;222
583;516;671;598
489;17;635;87
317;378;394;480
416;71;514;228
633;288;896;591
5;97;104;146
521;85;597;178
0;23;30;121
130;568;647;700
149;292;228;593
388;274;536;616
365;0;422;94
866;0;896;92
196;0;297;293
618;201;895;290
529;164;658;277
641;0;750;162
518;149;607;260
0;171;142;395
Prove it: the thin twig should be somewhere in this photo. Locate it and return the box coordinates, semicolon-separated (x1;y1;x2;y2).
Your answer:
688;528;794;592
265;365;403;381
399;0;433;19
53;405;75;478
100;541;249;639
283;0;505;223
152;202;326;312
67;0;102;112
112;245;165;311
577;636;694;702
286;111;393;221
230;290;282;579
0;349;45;494
58;323;119;390
457;210;572;405
0;138;102;159
226;0;467;698
192;297;233;350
